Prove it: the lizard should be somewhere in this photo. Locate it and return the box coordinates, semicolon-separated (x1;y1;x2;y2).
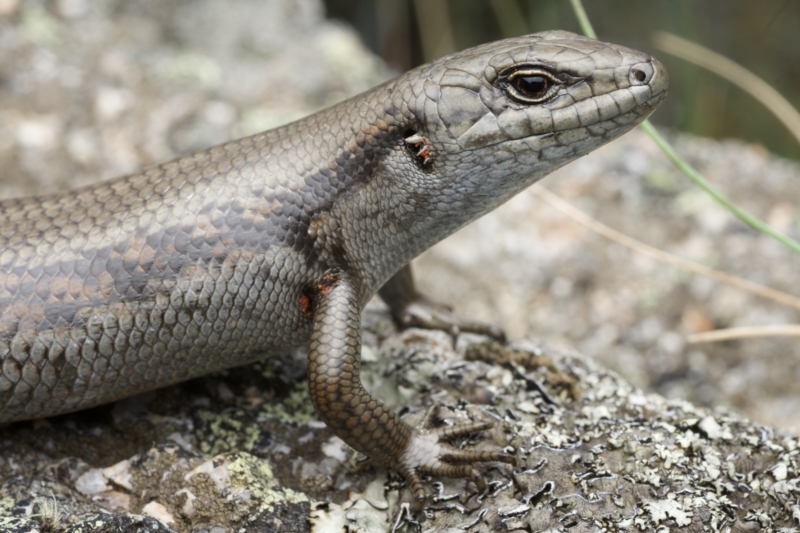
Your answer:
0;31;667;504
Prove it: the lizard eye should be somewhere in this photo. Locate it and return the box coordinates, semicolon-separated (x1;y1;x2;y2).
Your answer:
500;67;561;104
513;74;549;98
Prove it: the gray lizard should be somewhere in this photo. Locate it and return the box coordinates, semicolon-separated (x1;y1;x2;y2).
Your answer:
0;31;667;504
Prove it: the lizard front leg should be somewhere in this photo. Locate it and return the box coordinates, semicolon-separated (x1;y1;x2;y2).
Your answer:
307;268;514;507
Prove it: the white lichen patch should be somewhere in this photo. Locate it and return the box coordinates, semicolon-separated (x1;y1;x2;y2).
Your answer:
539;426;572;448
698;415;733;440
580;404;613;423
517;400;540;414
772;462;788;481
701;449;723;480
308;475;395;533
342;499;391;532
644;496;693;527
592;375;625;400
309;501;349;533
654;443;686;469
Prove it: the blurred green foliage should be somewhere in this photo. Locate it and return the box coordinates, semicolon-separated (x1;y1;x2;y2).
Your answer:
323;0;800;161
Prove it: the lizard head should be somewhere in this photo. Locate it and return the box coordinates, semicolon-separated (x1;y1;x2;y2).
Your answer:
317;31;667;295
384;30;668;228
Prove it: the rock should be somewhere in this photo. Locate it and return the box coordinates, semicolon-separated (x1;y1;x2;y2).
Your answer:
0;513;178;533
141;502;176;526
74;469;110;496
3;302;800;531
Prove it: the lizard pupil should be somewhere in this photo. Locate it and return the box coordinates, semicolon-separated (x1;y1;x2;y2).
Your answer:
515;75;548;98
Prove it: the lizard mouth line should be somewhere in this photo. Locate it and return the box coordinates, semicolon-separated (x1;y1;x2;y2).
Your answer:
458;89;669;153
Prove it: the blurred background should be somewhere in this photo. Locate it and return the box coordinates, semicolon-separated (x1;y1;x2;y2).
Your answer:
0;0;799;432
323;0;800;162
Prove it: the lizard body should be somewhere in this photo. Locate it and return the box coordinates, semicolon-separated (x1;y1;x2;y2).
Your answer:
0;31;667;502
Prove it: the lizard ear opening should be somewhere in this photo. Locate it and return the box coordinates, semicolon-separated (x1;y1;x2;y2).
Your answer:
403;130;434;170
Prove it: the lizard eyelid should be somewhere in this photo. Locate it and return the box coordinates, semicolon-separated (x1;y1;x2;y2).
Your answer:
497;66;562;105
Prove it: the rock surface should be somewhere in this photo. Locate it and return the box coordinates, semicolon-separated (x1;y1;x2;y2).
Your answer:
419;130;800;433
1;0;798;435
3;304;800;532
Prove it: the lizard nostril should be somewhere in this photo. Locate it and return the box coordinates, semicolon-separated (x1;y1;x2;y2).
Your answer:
629;62;654;85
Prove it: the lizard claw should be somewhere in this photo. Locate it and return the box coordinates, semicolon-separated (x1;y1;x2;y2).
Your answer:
396;404;516;511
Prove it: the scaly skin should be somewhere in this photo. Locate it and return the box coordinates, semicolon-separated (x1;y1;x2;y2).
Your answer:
0;31;667;504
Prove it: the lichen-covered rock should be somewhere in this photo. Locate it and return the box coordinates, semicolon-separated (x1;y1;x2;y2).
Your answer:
3;303;800;532
0;512;177;533
0;516;39;533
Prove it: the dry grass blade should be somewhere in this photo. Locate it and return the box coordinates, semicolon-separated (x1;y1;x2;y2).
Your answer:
653;31;800;147
34;493;62;532
566;0;800;343
532;185;800;313
688;325;800;344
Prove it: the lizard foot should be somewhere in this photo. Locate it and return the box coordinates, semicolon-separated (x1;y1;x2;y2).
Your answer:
396;404;515;510
396;296;506;343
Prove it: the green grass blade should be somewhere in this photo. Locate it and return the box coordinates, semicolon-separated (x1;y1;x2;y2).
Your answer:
640;121;800;254
568;0;800;256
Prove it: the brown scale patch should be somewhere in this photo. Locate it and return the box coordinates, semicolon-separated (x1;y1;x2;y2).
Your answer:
316;270;342;296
